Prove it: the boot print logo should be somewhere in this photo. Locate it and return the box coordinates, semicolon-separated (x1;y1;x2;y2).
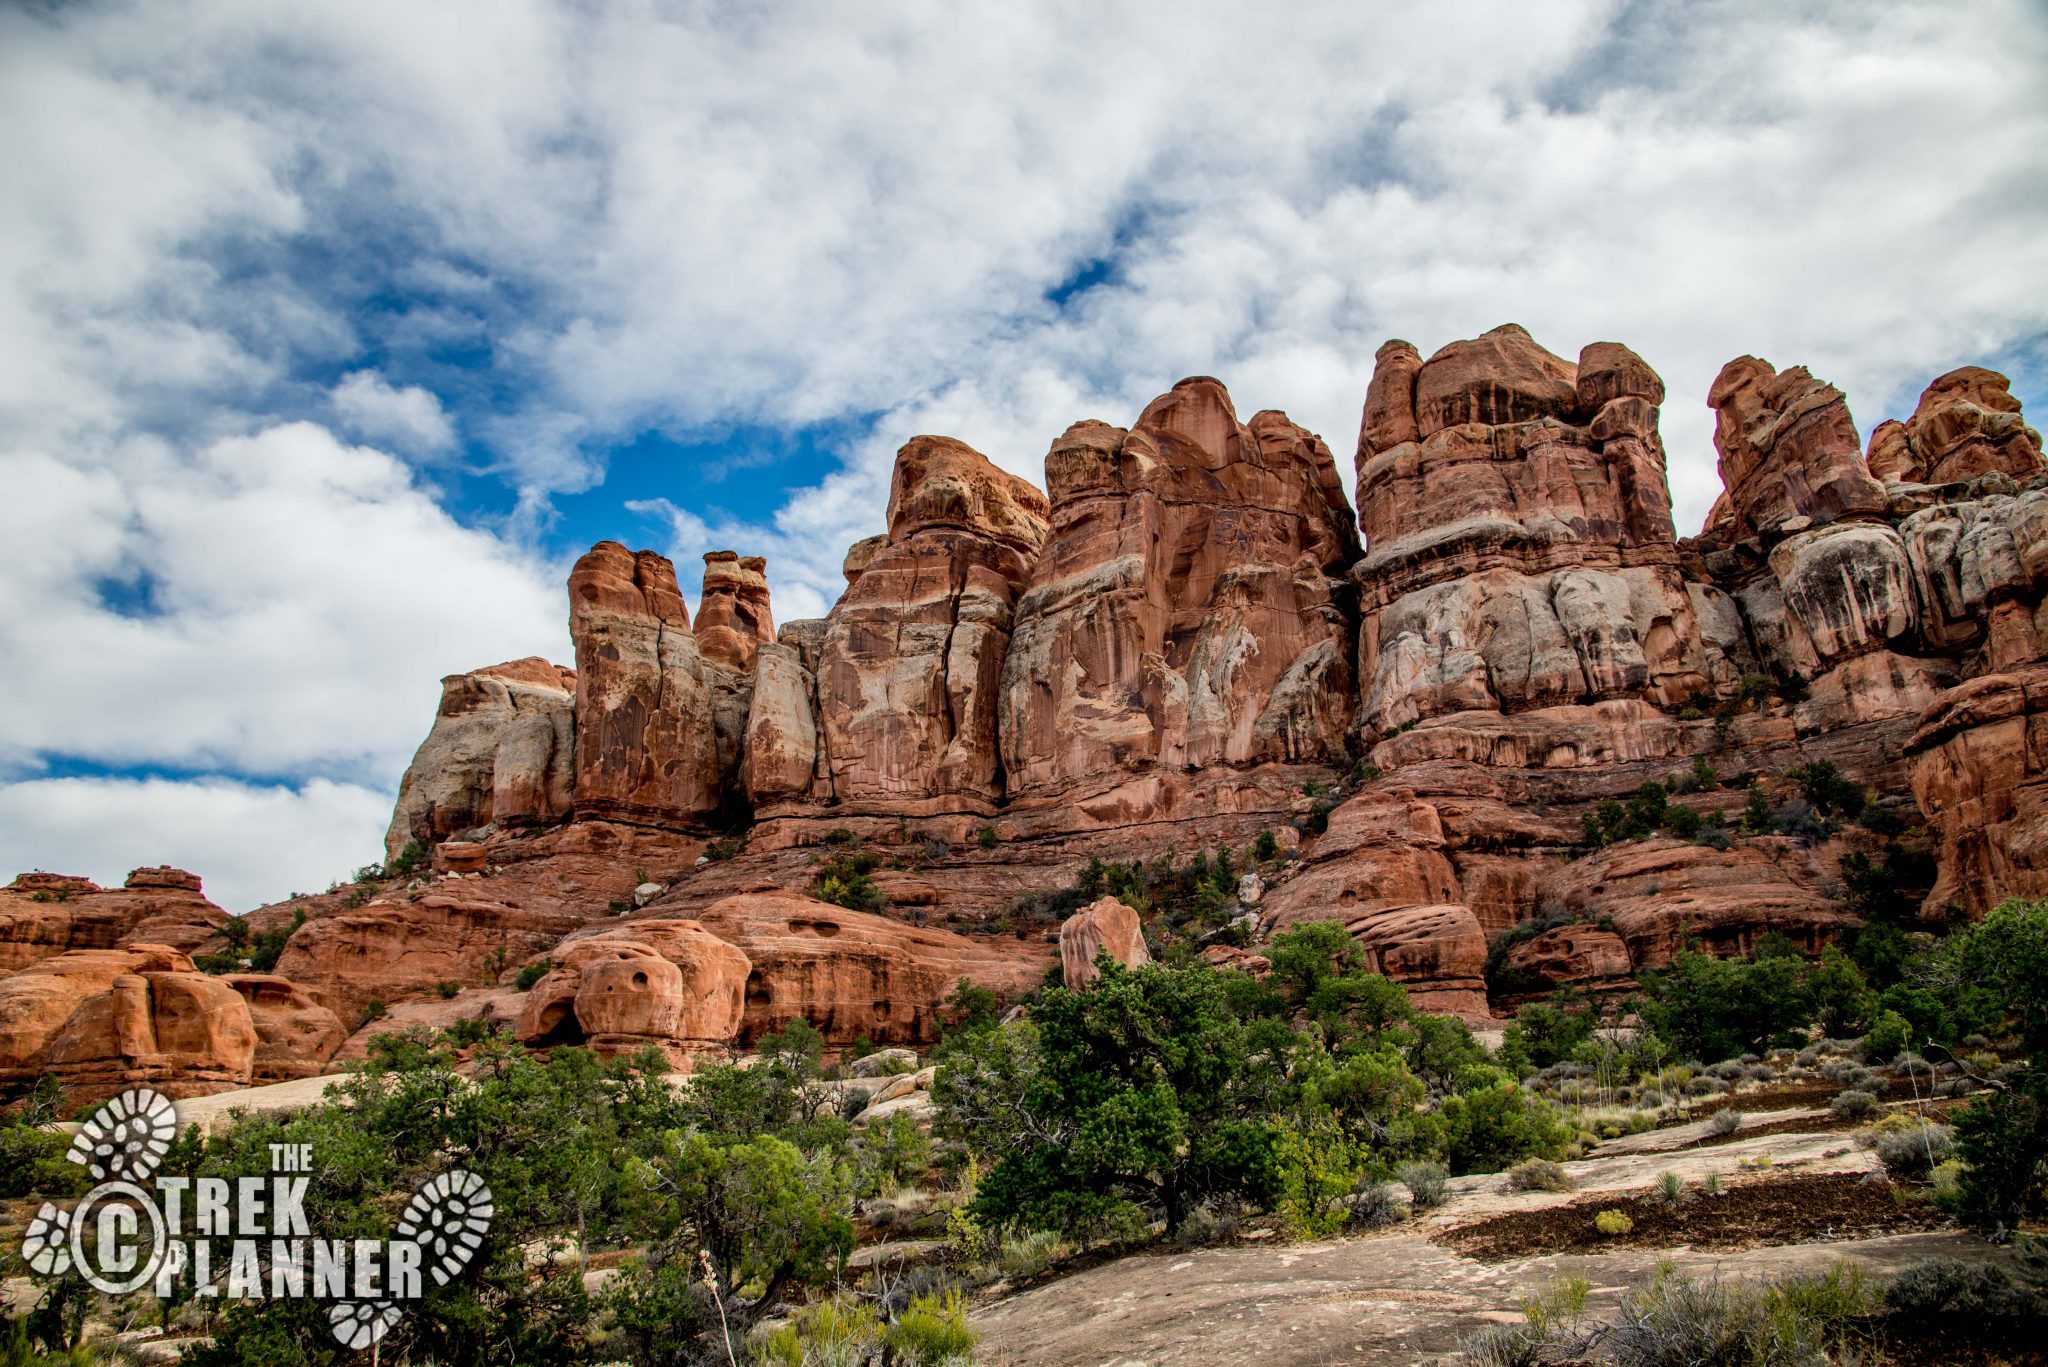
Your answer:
19;1087;494;1349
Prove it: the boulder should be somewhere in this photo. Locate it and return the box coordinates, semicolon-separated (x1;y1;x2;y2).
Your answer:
1259;791;1487;1015
1501;924;1633;993
1766;523;1917;670
1898;489;2048;663
516;919;750;1064
694;552;777;670
1058;896;1150;988
999;379;1359;813
223;975;347;1080
272;878;594;1024
569;542;726;828
848;1046;919;1078
1865;367;2043;486
384;658;576;860
1536;839;1852;971
1705;355;1886;541
0;945;260;1101
742;639;824;808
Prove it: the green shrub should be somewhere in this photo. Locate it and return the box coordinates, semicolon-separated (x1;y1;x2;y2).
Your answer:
387;837;429;878
755;1294;881;1366
1874;1122;1952;1180
1830;1089;1881;1120
1784;759;1867;821
436;979;461;1000
1859;1009;1910;1063
1440;1081;1573;1175
1274;1116;1366;1239
515;957;552;990
1594;1209;1633;1236
884;1288;977;1365
1254;830;1280;862
1707;1109;1743;1137
1397;1160;1450;1210
1506;1158;1573;1193
1885;1257;2038;1318
814;851;884;911
1740;780;1774;834
976;826;1000;850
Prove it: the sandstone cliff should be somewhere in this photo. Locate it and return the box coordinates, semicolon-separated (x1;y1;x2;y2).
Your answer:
8;331;2046;1102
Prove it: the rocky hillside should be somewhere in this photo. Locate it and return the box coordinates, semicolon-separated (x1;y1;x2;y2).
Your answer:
4;326;2043;1102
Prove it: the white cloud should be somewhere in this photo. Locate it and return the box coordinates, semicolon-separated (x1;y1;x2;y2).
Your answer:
330;370;457;455
0;422;568;781
0;776;392;914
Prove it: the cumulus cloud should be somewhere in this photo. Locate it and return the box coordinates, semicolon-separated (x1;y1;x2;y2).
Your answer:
0;422;567;781
3;0;2046;896
0;776;392;913
331;370;457;455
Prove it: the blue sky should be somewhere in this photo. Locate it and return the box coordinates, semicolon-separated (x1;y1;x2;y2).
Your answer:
3;0;2046;910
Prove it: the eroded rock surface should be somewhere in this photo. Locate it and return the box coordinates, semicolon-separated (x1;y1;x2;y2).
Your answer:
999;379;1359;817
385;658;576;858
0;945;263;1101
1706;356;1887;541
570;542;726;828
694;551;776;670
689;889;1050;1045
1867;367;2044;487
1908;664;2048;919
0;868;228;973
516;919;750;1064
1353;327;1711;735
1059;896;1150;988
814;437;1049;815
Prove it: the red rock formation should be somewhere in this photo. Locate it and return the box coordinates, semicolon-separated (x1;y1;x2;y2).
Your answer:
695;552;776;669
0;868;228;973
0;945;260;1101
385;658;576;858
811;437;1048;816
223;975;347;1080
1899;488;2048;666
742;633;826;810
1537;839;1852;970
690;888;1049;1045
1502;925;1632;994
1706;356;1887;541
516;919;749;1065
569;542;725;828
271;870;601;1023
1867;367;2044;486
1353;327;1712;735
999;379;1359;817
1908;665;2048;919
1058;896;1150;988
1260;792;1488;1016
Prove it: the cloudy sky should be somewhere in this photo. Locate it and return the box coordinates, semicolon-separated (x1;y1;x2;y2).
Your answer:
4;0;2045;911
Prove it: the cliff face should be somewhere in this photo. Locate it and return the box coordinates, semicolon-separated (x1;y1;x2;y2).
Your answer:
8;331;2046;1096
998;379;1360;824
